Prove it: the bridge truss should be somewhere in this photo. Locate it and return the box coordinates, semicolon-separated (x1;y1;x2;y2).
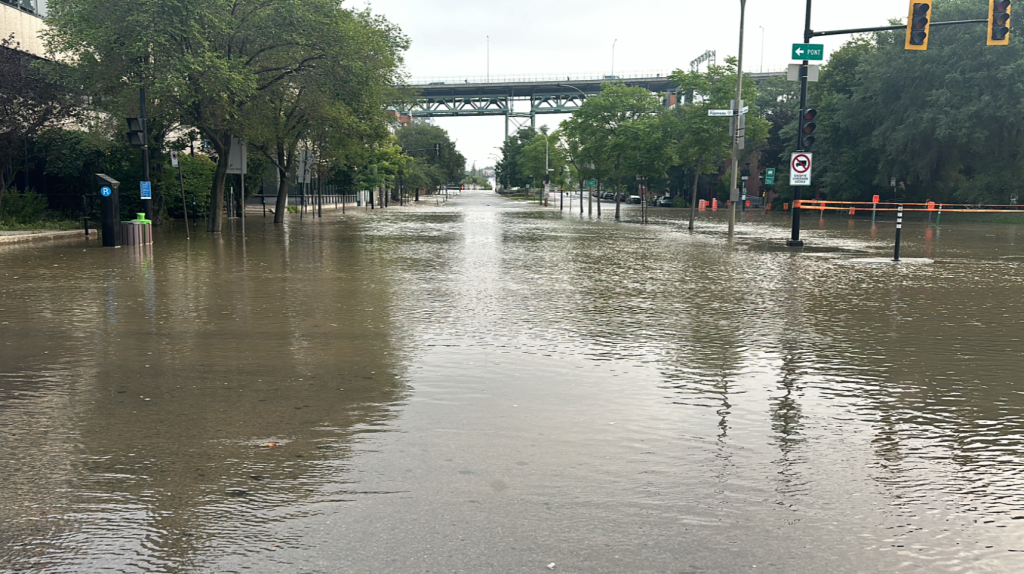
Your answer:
400;71;786;140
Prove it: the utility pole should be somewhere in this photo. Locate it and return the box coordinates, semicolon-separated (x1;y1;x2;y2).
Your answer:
487;36;490;82
728;0;747;236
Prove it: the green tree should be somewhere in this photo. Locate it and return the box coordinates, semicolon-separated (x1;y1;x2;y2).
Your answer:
517;128;566;192
396;123;466;191
46;0;406;232
804;0;1024;204
668;59;767;227
563;83;667;218
495;126;536;191
0;35;78;216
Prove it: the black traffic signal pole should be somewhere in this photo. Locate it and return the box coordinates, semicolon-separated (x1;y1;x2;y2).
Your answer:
788;0;814;247
788;0;987;247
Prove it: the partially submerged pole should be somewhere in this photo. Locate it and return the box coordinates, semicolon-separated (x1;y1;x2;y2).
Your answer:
893;204;904;262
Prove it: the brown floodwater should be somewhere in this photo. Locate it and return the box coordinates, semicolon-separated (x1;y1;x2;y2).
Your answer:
3;192;1024;573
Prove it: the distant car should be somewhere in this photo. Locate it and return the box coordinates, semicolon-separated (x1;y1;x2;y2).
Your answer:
601;192;615;200
655;195;673;207
628;195;641;204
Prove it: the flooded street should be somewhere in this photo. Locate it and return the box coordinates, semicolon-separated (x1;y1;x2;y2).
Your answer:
4;191;1024;573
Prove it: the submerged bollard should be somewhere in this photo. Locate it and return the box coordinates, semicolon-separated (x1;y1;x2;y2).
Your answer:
893;205;904;262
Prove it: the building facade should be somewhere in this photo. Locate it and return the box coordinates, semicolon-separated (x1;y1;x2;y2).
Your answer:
1;0;46;56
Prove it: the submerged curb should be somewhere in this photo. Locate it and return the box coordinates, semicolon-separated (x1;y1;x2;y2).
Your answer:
0;229;94;244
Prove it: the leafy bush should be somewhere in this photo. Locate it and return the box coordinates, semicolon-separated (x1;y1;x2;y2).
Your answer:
1;188;49;224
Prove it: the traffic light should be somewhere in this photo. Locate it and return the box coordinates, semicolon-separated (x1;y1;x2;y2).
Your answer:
988;0;1011;46
905;0;932;50
434;143;440;157
126;117;145;147
799;108;817;149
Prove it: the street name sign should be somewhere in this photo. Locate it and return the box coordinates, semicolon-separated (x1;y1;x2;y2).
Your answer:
792;43;824;60
586;178;596;187
790;153;813;186
765;168;776;185
708;106;750;117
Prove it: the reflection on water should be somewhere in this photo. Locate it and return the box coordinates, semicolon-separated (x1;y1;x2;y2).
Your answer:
3;196;1024;573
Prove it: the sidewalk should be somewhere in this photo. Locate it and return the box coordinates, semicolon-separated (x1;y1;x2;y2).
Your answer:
0;229;94;244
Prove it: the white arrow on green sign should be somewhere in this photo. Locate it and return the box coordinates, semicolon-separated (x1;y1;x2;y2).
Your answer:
792;43;824;61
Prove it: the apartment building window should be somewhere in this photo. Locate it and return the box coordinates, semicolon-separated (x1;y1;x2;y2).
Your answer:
1;0;45;17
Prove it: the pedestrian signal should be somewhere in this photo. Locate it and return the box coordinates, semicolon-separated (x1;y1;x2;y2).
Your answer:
988;0;1011;45
799;109;817;149
905;0;932;50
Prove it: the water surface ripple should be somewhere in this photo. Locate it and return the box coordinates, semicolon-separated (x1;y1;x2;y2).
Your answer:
2;193;1024;573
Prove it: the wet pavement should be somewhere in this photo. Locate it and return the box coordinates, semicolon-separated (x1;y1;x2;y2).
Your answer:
3;192;1024;573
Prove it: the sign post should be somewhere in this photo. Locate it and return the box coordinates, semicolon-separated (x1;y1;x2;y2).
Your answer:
790;153;813;186
171;151;190;240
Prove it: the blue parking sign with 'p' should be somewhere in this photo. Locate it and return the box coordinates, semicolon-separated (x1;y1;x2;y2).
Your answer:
140;181;152;199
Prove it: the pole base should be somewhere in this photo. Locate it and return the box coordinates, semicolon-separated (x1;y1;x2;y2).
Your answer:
786;240;804;247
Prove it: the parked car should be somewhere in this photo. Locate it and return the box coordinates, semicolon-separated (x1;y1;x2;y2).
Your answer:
601;192;615;200
628;195;641;204
655;195;673;207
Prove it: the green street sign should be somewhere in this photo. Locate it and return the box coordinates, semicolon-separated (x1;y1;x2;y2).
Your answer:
792;43;824;60
765;168;776;185
586;178;596;187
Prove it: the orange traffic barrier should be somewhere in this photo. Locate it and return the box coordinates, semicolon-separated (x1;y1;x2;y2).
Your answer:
849;207;856;215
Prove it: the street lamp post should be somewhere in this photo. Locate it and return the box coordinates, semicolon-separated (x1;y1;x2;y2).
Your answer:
728;0;747;237
612;39;617;76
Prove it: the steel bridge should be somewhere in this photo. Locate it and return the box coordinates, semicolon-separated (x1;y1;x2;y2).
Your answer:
400;70;786;139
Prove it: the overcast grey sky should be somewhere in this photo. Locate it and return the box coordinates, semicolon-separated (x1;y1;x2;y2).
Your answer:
366;0;911;169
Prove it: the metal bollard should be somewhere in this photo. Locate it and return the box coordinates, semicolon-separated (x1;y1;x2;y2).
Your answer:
893;205;903;262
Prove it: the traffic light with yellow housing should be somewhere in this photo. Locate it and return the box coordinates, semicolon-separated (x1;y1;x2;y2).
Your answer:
905;0;933;50
988;0;1011;45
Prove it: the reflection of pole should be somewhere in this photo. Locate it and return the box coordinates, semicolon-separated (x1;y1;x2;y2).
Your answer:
728;0;746;237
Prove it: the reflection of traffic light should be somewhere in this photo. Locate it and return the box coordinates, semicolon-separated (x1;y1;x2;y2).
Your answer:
799;109;817;149
988;0;1011;46
126;118;145;147
905;0;932;50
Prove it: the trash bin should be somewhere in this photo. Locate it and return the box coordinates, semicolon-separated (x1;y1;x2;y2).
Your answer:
121;213;153;246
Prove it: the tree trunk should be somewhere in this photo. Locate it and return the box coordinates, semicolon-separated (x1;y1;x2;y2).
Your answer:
689;156;702;231
615;177;621;220
274;145;289;224
207;134;230;233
